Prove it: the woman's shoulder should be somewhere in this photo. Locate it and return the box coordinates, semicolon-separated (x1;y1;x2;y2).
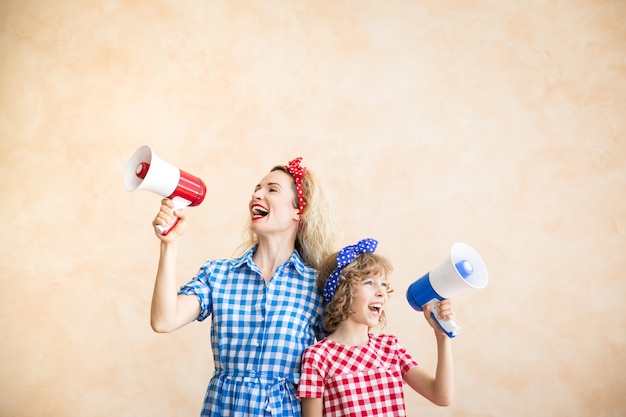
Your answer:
290;249;317;276
200;247;254;270
198;257;241;272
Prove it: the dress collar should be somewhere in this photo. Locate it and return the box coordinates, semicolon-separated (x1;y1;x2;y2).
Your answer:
233;245;310;276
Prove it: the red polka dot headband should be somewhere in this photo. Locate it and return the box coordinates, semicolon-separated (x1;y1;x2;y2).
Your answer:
285;157;307;216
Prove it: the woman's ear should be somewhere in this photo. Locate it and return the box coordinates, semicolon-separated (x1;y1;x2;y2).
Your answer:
292;207;302;222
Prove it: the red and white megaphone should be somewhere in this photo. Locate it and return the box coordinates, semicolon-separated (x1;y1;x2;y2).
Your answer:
406;242;488;338
124;145;206;235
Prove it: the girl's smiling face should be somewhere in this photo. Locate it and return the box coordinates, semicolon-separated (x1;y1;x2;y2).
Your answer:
347;272;390;329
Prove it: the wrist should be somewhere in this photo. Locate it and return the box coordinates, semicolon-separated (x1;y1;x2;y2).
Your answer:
435;330;451;343
160;239;180;253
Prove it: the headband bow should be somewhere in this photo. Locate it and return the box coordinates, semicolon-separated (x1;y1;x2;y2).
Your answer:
323;238;379;303
285;157;307;216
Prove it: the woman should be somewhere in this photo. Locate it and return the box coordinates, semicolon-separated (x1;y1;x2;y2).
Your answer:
150;157;337;417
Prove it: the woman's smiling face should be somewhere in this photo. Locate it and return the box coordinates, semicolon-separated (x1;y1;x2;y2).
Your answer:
249;169;300;234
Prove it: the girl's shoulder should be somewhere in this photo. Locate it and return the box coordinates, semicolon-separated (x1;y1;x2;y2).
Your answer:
368;333;401;347
307;337;333;351
302;338;334;362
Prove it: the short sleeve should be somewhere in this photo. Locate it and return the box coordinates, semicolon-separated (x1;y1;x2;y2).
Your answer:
177;266;213;322
391;336;418;375
296;345;325;399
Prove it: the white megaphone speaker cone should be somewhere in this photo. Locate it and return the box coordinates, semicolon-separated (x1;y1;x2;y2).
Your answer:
406;242;488;338
124;145;207;235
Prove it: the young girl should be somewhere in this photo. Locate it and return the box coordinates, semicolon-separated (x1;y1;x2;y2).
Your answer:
296;238;454;417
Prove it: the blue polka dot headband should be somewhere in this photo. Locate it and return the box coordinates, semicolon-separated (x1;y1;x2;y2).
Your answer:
323;238;378;303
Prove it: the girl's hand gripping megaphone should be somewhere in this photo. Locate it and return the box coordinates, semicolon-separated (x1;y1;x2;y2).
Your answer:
406;242;488;338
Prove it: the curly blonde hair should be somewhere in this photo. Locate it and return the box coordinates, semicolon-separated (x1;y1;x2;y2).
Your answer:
317;251;394;333
237;162;337;270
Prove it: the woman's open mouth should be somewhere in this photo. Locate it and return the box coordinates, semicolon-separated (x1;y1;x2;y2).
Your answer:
251;204;269;220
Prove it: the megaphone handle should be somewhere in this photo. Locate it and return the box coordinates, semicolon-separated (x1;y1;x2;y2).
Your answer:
426;299;460;339
155;196;191;236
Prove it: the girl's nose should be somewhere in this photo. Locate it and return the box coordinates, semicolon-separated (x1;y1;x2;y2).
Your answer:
375;283;385;295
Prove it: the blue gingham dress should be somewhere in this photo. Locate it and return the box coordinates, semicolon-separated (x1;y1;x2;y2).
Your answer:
178;246;325;417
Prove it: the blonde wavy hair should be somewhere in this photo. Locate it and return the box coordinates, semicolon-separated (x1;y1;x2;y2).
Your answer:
317;251;394;333
237;162;337;270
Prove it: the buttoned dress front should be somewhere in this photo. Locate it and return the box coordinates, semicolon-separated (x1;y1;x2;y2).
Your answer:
178;246;325;417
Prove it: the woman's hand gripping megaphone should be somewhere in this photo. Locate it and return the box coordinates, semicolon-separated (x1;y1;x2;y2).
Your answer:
153;197;189;237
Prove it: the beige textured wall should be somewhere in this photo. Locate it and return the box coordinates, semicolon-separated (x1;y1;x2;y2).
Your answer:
1;1;625;416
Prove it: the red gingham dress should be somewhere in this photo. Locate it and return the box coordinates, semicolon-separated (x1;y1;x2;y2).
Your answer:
297;333;418;416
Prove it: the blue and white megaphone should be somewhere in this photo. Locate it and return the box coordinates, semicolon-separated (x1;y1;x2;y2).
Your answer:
406;242;488;338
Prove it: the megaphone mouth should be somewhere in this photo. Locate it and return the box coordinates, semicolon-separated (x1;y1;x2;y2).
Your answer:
124;145;207;207
135;162;150;180
449;242;488;289
124;145;155;192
